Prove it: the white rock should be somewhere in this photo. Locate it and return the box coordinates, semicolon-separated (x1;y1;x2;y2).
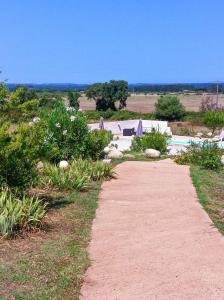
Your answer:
108;149;123;159
145;149;161;158
207;132;213;137
102;159;112;164
221;155;224;166
103;146;110;154
59;160;69;169
33;117;40;123
36;161;44;171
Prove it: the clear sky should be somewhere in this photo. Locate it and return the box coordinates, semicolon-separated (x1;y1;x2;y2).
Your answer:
1;0;224;83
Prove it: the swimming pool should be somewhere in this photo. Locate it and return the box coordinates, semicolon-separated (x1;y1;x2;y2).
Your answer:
169;138;224;148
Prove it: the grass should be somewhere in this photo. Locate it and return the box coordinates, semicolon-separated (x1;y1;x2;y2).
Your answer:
191;166;224;234
0;185;100;300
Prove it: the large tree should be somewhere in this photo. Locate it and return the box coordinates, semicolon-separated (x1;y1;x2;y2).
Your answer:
86;80;128;111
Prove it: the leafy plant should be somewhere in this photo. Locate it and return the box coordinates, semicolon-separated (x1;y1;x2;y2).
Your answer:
86;129;112;160
203;111;224;134
175;141;223;170
131;131;168;153
40;159;115;191
0;188;47;237
155;95;186;121
67;91;80;110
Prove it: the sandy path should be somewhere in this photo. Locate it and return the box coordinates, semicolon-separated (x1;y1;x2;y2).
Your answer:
81;160;224;300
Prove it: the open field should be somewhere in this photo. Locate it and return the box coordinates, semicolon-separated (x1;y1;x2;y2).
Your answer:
80;93;224;112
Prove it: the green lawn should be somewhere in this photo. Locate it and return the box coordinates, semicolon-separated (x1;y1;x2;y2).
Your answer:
0;185;100;300
191;166;224;234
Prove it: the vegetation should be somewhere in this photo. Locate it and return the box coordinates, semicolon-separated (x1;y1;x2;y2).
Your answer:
155;95;186;121
86;80;128;111
68;91;80;110
40;159;115;191
203;111;224;134
176;141;223;170
191;166;224;233
0;188;47;237
131;131;168;153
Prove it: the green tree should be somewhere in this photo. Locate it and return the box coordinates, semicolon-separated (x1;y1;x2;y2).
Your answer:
0;83;9;111
86;80;128;111
67;91;80;110
203;111;224;134
155;95;186;121
9;86;37;105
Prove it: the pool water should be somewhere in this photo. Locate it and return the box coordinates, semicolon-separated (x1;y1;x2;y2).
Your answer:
169;138;224;148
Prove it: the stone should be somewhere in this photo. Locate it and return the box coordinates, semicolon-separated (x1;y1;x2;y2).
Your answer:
36;161;44;171
103;146;110;154
59;160;69;169
221;155;224;166
33;117;40;123
108;149;123;159
145;149;161;158
207;132;213;137
102;159;112;164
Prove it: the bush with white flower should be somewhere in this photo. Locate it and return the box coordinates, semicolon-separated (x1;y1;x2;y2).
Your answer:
43;101;89;162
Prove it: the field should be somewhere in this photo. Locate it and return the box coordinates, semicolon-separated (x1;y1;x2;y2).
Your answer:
79;93;224;112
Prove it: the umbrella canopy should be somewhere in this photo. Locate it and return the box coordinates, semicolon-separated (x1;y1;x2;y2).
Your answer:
136;119;143;137
99;117;104;130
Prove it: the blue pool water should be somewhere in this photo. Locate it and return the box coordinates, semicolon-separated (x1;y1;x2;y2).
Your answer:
169;138;224;148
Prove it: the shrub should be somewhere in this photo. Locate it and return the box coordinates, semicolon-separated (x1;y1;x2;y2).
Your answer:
175;141;223;170
131;131;168;153
0;188;47;237
86;130;112;160
0;123;44;189
155;95;186;121
203;111;224;134
67;91;80;110
42;101;89;162
18;99;39;113
40;159;115;191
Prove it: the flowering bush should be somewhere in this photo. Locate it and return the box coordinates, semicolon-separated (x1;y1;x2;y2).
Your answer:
42;101;106;162
131;131;168;153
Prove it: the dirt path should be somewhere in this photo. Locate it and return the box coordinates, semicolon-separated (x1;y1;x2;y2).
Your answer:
81;160;224;300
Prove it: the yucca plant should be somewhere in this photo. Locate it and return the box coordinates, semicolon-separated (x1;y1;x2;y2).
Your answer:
0;188;47;237
40;162;90;191
91;161;115;181
40;159;115;191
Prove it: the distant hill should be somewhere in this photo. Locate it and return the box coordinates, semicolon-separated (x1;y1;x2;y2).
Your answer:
6;82;224;93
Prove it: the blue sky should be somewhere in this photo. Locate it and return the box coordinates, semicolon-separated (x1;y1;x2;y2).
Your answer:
1;0;224;83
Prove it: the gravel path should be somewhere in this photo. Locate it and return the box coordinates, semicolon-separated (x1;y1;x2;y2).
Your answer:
81;159;224;300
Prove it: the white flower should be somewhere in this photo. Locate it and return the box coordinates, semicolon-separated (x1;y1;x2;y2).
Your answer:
63;130;67;136
78;108;83;112
70;115;76;122
28;121;34;126
33;117;40;123
66;106;76;112
55;123;61;128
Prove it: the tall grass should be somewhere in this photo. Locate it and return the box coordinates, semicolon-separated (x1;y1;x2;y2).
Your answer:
40;159;115;191
0;188;47;237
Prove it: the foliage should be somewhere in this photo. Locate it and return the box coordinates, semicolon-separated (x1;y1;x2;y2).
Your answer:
175;141;223;170
42;101;89;162
0;188;47;237
203;111;224;134
86;80;128;111
0;123;44;189
40;159;115;191
67;91;80;110
155;95;186;121
86;130;112;160
18;99;40;114
0;82;9;111
200;96;224;112
9;86;37;105
131;131;168;153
